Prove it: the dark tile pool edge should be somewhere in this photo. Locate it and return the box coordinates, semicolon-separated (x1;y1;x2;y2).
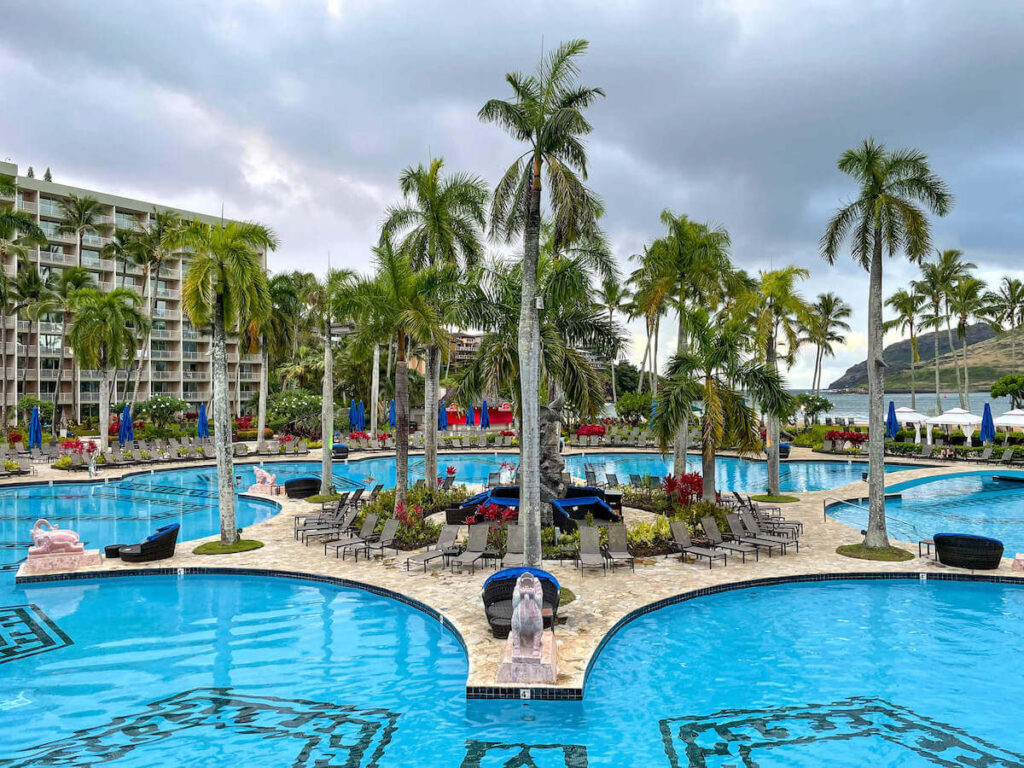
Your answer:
581;570;1024;697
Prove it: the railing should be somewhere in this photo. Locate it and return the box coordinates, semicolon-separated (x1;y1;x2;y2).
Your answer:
39;321;62;334
153;310;181;320
17;344;37;356
182;370;207;380
181;350;202;360
81;233;110;247
238;371;260;381
97;281;116;291
39;370;60;379
39;251;75;266
78;392;100;403
155;287;178;298
182;329;200;340
150;329;175;340
16;320;29;331
150;349;176;360
38;202;64;218
150;370;177;380
79;369;103;380
17;200;37;214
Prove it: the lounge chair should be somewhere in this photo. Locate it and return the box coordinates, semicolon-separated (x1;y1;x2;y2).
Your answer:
629;473;643;487
118;524;180;563
440;475;454;492
967;446;994;464
450;523;490;574
577;525;607;574
725;512;787;555
362;518;400;560
701;515;758;563
670;520;726;568
997;448;1016;466
605;473;620;488
364;484;384;504
406;525;459;572
604;523;634;572
293;493;350;527
501;525;525;567
919;444;934;459
739;510;799;551
296;506;357;544
487;472;501;489
324;513;379;560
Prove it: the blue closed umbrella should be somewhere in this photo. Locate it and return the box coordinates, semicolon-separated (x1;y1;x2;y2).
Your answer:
388;400;396;429
119;404;134;445
438;404;447;431
885;401;899;439
467;404;475;426
357;400;365;431
29;406;42;449
197;402;209;439
480;400;490;429
980;403;996;444
348;400;356;430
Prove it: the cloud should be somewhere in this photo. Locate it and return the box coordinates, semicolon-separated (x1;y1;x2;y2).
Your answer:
1;0;1021;387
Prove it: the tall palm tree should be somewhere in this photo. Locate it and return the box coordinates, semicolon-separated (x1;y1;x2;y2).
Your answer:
479;39;604;568
31;267;96;430
67;288;148;451
596;277;631;403
883;288;926;410
12;258;55;395
821;139;952;549
987;277;1024;366
749;266;810;496
948;276;991;410
381;157;488;484
914;251;973;413
101;226;143;289
802;293;852;395
353;238;449;510
257;274;301;452
182;221;277;546
57;195;111;269
128;210;186;404
651;308;790;501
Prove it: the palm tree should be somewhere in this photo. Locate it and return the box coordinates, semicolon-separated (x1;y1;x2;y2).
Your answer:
883;288;926;410
948;276;991;410
182;221;277;546
987;277;1024;366
651;308;790;502
67;288;148;451
479;39;604;568
821;139;952;549
596;278;631;403
12;258;55;395
101;226;143;289
257;274;301;452
749;266;810;496
381;157;488;485
0;210;45;426
31;267;96;429
127;210;186;404
57;195;111;269
914;251;973;413
802;293;852;395
353;238;449;510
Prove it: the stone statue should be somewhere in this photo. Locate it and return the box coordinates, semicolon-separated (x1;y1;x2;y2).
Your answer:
247;467;278;495
28;519;84;555
510;572;544;658
253;467;276;486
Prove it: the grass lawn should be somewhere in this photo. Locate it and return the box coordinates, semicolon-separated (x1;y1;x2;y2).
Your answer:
305;493;342;504
751;494;800;503
560;587;576;606
836;543;914;562
193;539;265;555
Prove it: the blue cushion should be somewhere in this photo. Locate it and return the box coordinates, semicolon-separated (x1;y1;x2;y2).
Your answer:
145;523;180;542
483;567;560;591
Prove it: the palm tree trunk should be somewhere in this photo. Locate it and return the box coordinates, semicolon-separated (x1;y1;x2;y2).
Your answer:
369;343;380;442
945;317;964;408
319;328;334;496
701;411;716;502
865;236;889;549
256;343;268;453
423;345;438;488
637;327;651;393
394;329;409;510
909;328;917;411
608;308;618;404
961;332;971;411
99;367;111;452
650;315;660;394
520;158;543;568
673;298;688;476
130;267;152;405
53;317;68;435
0;305;7;428
212;298;238;545
386;338;394;381
933;308;942;414
766;340;781;497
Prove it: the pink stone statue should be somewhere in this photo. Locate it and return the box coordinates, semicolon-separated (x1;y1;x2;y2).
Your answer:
254;467;276;486
511;573;544;657
28;519;84;556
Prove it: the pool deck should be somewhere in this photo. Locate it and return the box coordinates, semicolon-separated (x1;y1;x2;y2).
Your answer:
9;446;1024;697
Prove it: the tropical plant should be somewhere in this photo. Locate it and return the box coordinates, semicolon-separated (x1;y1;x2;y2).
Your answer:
596;277;631;403
651;308;791;501
914;250;973;412
380;157;488;488
67;288;149;451
57;194;111;269
821;138;952;548
134;395;188;429
987;277;1024;366
802;293;852;394
614;390;652;424
991;374;1024;410
479;38;604;567
947;275;992;410
181;220;277;545
883;288;926;410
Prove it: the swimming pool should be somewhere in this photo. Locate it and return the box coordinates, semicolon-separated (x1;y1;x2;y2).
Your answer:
1;574;1021;766
565;452;913;493
828;470;1024;550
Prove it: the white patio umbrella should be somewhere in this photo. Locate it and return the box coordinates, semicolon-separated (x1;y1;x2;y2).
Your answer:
894;406;928;444
994;408;1024;442
925;407;982;446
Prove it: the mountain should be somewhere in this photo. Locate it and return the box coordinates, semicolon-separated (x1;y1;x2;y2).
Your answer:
827;323;1015;391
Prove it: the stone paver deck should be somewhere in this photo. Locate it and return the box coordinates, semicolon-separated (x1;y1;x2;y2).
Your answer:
10;446;1024;695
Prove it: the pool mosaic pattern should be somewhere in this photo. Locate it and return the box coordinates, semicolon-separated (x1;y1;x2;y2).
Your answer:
1;574;1023;766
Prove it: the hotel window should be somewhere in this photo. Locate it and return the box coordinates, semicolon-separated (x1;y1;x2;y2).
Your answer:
40;335;61;354
81;249;101;267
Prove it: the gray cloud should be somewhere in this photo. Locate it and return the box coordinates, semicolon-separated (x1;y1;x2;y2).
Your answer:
2;0;1022;386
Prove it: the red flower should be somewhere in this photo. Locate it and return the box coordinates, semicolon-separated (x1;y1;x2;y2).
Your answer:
576;424;607;437
348;431;370;440
446;465;456;476
662;472;703;505
235;416;253;430
7;430;23;443
500;429;515;437
279;434;294;443
826;430;868;444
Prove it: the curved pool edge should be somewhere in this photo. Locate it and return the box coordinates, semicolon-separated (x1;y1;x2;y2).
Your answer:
581;571;1024;698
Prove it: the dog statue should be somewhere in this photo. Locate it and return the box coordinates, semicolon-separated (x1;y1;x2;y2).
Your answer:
28;519;84;556
510;572;544;658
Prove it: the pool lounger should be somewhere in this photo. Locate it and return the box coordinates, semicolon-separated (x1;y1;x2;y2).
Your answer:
670;520;727;568
725;513;786;556
577;526;607;575
701;516;759;563
324;514;379;560
406;525;459;572
450;523;490;574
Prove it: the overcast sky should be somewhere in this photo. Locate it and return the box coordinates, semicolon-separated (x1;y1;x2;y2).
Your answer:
3;0;1022;388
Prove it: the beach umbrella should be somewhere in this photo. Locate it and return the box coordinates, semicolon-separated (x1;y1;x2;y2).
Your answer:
894;406;927;444
438;403;447;431
980;403;996;444
357;400;365;431
885;401;899;440
28;406;42;449
480;400;490;429
119;404;134;445
925;407;981;446
388;399;396;429
467;404;475;426
197;402;209;439
348;400;356;430
994;408;1024;429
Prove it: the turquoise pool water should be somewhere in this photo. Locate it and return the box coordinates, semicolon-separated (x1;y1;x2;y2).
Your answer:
0;453;901;573
829;471;1024;549
1;575;1021;766
565;452;912;493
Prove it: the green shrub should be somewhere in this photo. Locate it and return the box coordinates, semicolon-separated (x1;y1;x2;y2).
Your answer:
52;456;72;469
307;440;322;449
3;460;17;471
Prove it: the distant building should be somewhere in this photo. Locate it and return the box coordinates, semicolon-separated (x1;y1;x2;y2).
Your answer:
0;160;264;424
450;332;482;369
